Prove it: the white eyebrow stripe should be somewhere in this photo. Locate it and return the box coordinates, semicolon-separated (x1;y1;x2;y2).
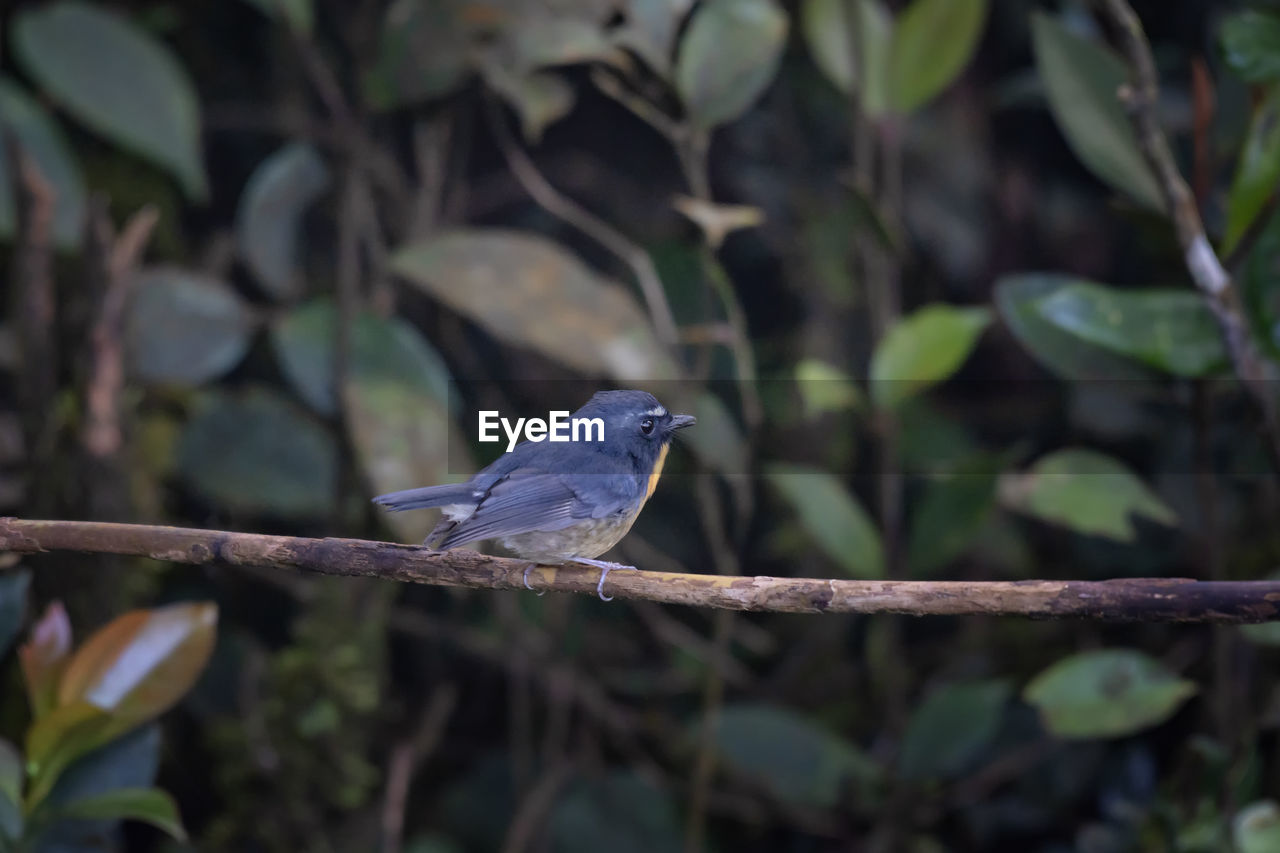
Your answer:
644;406;667;417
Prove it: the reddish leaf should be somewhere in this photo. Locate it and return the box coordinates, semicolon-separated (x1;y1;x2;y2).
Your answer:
19;601;73;720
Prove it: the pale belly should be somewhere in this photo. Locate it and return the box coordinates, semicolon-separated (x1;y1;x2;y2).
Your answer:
500;514;640;563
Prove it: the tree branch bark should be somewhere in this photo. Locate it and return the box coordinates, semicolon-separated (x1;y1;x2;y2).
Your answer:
3;518;1280;622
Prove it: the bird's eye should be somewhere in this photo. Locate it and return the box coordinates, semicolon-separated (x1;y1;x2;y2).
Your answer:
640;418;655;435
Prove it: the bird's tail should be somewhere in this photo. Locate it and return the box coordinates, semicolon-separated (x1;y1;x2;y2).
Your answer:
372;483;476;512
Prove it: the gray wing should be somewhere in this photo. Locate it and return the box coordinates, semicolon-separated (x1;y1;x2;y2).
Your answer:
437;469;638;549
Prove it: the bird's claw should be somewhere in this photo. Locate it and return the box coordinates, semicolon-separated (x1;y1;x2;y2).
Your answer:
572;559;636;601
522;563;545;596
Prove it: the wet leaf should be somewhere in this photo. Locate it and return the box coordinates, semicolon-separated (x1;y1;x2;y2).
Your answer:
364;0;471;110
1034;283;1226;377
177;387;338;517
1235;801;1280;853
126;267;256;386
999;448;1177;541
271;298;452;417
888;0;987;113
795;359;864;419
906;465;999;576
1224;85;1280;255
50;787;186;842
711;704;880;808
675;0;788;129
0;569;29;660
870;304;990;410
1221;10;1280;84
765;464;885;578
1024;649;1197;739
899;679;1011;780
391;229;677;381
13;1;207;198
994;274;1153;381
20;600;73;720
616;0;695;73
547;772;682;853
0;77;86;249
241;0;313;34
1031;13;1163;211
236;142;331;301
801;0;891;116
58;602;217;737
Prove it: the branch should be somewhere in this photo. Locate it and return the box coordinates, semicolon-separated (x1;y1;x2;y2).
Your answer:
4;519;1280;622
1093;0;1280;463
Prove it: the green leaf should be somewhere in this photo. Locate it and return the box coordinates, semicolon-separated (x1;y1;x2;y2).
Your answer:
1023;649;1197;739
898;679;1011;780
481;65;576;142
236;143;331;301
801;0;892;116
869;304;990;410
0;737;21;814
765;464;885;578
13;1;207;198
24;701;114;808
906;465;998;577
679;392;750;480
0;569;30;660
0;77;86;249
363;0;471;110
675;0;788;129
710;704;880;808
1033;282;1227;377
1031;13;1163;211
240;0;314;34
391;229;678;381
1235;801;1280;853
547;772;682;853
795;359;864;418
994;274;1153;381
1224;85;1280;255
999;448;1177;542
19;601;73;721
41;724;159;815
1221;10;1280;84
177;387;338;518
888;0;987;113
0;776;18;841
616;0;695;73
126;267;256;386
271;299;452;417
51;787;186;842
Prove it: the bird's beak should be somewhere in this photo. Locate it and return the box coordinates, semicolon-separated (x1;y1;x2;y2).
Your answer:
670;414;696;430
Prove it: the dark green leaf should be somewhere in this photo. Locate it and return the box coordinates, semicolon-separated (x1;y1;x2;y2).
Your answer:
126;267;255;385
1031;13;1163;211
270;298;452;417
1224;85;1280;255
994;274;1153;381
235;143;331;301
363;0;471;110
674;0;788;129
888;0;987;113
1024;649;1197;739
0;737;20;816
177;387;338;518
906;466;998;576
765;464;884;578
801;0;891;115
43;725;159;811
50;787;186;842
240;0;313;34
0;781;17;842
0;569;29;660
899;679;1011;780
391;229;678;381
24;701;114;808
1221;10;1280;84
869;304;990;410
548;772;681;853
13;1;207;198
0;77;86;249
1034;282;1227;377
999;448;1177;542
711;704;880;808
1235;801;1280;853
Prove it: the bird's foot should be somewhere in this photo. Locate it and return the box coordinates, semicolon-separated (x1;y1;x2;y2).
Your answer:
572;558;637;601
522;563;546;596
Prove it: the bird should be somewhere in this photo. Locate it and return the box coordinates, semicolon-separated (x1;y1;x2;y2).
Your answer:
373;390;695;600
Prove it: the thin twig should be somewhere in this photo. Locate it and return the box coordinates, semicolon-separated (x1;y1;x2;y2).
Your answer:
1094;0;1280;465
380;686;458;853
482;93;680;345
6;518;1280;621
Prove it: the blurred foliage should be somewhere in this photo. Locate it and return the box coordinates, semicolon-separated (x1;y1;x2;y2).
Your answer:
1;0;1280;850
